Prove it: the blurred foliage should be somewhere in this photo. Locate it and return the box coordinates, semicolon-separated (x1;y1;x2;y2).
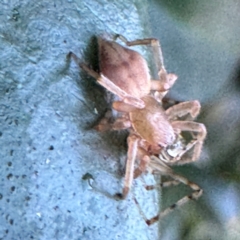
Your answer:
155;0;199;22
147;1;240;239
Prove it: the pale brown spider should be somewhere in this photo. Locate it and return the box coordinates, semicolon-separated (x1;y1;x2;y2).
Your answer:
68;35;206;223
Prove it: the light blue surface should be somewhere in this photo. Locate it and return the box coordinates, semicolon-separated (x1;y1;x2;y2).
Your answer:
0;1;159;239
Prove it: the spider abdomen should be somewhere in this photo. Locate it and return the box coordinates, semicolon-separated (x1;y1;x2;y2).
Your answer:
99;38;151;99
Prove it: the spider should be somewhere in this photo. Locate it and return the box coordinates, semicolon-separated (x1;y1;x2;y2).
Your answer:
68;35;207;224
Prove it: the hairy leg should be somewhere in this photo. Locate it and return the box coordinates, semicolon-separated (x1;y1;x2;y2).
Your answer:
170;121;207;164
166;100;201;121
115;134;139;199
67;52;145;108
134;156;202;225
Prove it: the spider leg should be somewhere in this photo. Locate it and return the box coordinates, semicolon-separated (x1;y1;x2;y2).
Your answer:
166;100;201;121
145;179;180;190
133;149;151;179
94;101;135;131
94;110;113;132
135;156;202;225
115;134;139;199
67;52;145;109
170;121;207;164
95;112;131;132
112;101;138;113
114;35;164;72
150;73;177;101
112;117;131;130
114;35;178;100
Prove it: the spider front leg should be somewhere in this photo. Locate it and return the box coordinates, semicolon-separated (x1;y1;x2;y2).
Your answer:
134;156;203;225
170;121;207;164
166;100;201;121
67;52;145;109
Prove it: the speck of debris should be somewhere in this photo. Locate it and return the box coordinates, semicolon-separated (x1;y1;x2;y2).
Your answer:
12;8;20;21
49;145;54;150
36;212;41;218
82;172;94;180
25;196;31;201
94;108;98;114
7;173;13;180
